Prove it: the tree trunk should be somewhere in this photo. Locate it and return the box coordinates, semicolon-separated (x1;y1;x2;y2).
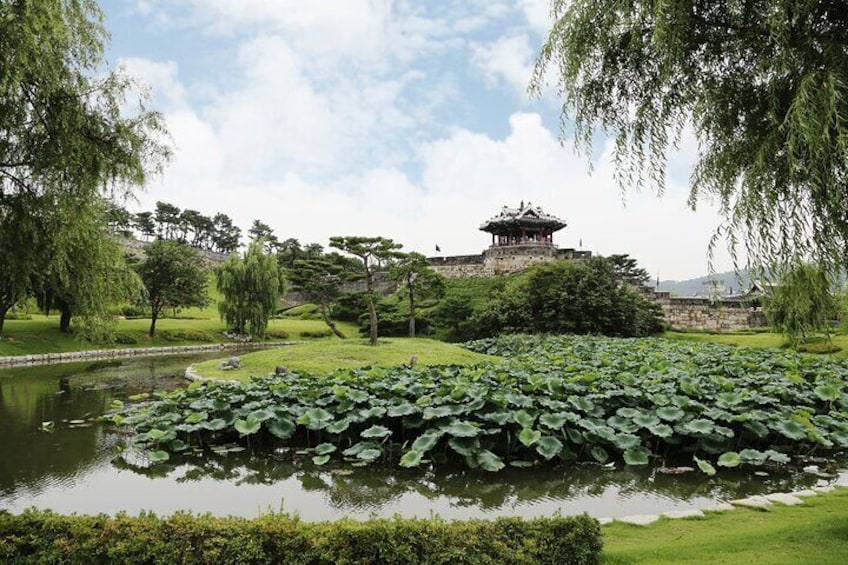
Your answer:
408;278;416;338
320;301;347;339
364;264;378;346
367;297;378;346
59;304;72;333
0;304;9;336
149;309;159;337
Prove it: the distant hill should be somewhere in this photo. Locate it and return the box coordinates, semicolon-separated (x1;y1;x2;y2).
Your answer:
658;269;754;297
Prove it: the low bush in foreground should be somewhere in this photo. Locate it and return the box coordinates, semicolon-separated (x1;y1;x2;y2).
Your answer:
0;509;601;565
111;335;848;474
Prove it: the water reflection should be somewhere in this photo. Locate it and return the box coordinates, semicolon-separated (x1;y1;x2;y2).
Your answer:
0;358;838;521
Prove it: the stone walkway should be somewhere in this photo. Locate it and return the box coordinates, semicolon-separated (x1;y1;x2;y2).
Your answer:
604;474;848;526
0;341;292;368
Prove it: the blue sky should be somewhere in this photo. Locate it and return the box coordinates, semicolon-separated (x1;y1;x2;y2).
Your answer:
100;0;729;280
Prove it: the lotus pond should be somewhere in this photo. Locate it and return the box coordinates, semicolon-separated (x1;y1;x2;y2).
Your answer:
1;337;846;521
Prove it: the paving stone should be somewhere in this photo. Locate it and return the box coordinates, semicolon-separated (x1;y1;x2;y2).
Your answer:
616;514;660;526
814;486;836;493
662;509;705;519
764;493;804;506
789;489;818;498
701;503;736;513
730;496;772;509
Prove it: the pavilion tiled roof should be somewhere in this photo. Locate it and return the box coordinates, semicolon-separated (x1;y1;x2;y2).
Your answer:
479;201;566;233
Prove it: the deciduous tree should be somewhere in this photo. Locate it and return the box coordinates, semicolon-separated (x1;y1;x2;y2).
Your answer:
136;240;209;337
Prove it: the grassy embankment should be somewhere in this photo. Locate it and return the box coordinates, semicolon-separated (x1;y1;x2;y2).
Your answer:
193;337;498;382
602;488;848;564
0;274;360;357
664;330;848;356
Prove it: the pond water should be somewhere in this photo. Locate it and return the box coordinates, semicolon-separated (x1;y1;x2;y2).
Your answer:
0;356;838;521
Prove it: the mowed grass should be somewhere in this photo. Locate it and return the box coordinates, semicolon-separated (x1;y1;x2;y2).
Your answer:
193;337;499;382
663;330;848;356
602;488;848;564
0;316;359;357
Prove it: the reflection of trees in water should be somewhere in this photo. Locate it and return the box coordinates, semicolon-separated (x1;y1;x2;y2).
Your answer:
0;354;219;499
122;451;824;513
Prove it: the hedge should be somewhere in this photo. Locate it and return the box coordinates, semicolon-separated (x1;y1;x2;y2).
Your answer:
0;510;602;564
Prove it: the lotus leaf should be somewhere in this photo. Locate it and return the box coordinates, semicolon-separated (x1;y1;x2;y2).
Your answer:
570;397;594;413
616;407;640;419
481;411;511;425
234;417;261;436
774;420;807;440
343;441;380;457
411;430;443;452
347;389;369;403
648;423;674;438
445;421;480;438
513;410;536;428
589;445;609;463
536;436;563;460
717;451;741;467
448;437;479;456
399;449;424;467
539;413;568;429
623;446;650;465
656;406;685;421
633;412;660;428
683;419;714;435
509;460;534;468
185;411;208;424
518;427;542;447
423;405;454;420
312;454;331;465
148;450;169;463
694;457;716;476
743;421;769;438
815;384;840;402
476;449;505;472
361;425;392;439
613;434;641;450
315;443;336;455
765;450;791;464
267;418;296;439
325;419;351;434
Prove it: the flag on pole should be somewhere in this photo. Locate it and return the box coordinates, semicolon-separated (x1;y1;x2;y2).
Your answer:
579;238;582;249
435;244;441;252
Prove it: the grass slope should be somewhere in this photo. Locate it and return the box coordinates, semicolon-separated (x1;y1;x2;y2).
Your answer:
602;489;848;564
664;330;848;356
193;338;498;382
0;317;359;357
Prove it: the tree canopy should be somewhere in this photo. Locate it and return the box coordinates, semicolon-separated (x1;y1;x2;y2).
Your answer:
217;242;284;337
136;240;209;337
330;236;403;346
764;262;839;347
532;1;848;278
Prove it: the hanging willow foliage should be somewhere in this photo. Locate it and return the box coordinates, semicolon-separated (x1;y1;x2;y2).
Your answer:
531;1;848;282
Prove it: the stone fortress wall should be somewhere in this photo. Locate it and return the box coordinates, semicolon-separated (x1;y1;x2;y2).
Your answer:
428;246;766;332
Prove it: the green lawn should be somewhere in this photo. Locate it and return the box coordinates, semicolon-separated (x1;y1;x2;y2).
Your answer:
663;330;848;356
0;316;359;357
193;337;498;382
602;489;848;564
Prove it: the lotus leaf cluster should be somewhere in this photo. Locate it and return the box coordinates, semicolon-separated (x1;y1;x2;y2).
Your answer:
110;335;848;473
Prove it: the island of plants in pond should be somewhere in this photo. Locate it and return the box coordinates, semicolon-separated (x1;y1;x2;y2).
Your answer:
107;335;848;475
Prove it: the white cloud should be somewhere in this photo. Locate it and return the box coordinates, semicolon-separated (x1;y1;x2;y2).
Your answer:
470;34;535;95
519;0;553;36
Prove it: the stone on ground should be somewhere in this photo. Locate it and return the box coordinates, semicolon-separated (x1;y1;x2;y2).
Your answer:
662;509;704;519
730;496;772;510
789;489;818;498
701;502;736;513
616;514;660;526
764;493;804;506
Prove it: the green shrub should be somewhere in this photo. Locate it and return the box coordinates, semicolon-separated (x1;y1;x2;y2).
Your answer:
298;329;333;339
0;509;602;565
112;331;142;345
264;328;290;340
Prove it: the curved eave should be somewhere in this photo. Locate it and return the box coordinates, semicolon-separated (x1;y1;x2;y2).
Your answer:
479;218;567;233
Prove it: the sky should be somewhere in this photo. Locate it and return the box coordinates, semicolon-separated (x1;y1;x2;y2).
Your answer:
100;0;733;281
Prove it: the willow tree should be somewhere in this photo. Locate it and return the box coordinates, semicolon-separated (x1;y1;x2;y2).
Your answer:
765;263;839;347
217;242;285;337
0;0;168;332
329;236;403;346
532;1;848;282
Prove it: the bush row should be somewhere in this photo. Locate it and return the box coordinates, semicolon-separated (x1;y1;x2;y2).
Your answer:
0;510;602;565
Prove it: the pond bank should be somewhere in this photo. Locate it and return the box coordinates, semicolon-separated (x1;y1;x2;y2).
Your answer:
0;341;293;368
